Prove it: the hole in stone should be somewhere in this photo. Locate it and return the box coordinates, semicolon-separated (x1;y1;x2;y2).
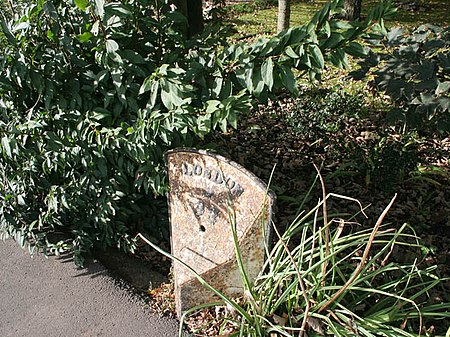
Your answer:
199;225;206;232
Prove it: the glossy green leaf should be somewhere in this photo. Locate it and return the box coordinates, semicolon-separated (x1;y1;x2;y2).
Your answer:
309;44;324;69
329;49;348;69
160;79;185;110
436;81;450;95
74;0;89;11
149;81;160;108
0;18;16;45
252;67;265;96
122;50;145;64
105;3;132;17
139;76;153;95
1;136;11;158
285;46;299;59
95;0;105;17
205;100;222;114
343;42;368;58
321;32;345;49
322;21;331;38
261;58;274;91
106;39;119;54
77;32;93;43
279;66;298;94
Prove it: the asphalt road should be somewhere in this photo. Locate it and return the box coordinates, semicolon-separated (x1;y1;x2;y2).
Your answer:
0;239;184;337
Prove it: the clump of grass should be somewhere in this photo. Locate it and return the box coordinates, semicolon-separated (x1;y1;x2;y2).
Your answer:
138;171;450;336
252;197;448;336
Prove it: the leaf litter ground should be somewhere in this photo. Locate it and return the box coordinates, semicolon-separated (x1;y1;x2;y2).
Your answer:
143;88;450;335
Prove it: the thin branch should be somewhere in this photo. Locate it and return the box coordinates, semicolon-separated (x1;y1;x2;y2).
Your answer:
7;0;15;16
318;194;397;314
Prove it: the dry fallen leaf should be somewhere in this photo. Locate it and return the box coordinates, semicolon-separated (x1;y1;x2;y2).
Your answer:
306;317;325;336
272;313;287;327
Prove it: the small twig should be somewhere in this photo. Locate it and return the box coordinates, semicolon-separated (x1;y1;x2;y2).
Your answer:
7;0;15;16
381;241;396;266
333;218;346;242
318;194;397;313
272;223;310;337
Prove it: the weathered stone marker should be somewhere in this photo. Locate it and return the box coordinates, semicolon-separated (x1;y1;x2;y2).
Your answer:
167;149;275;316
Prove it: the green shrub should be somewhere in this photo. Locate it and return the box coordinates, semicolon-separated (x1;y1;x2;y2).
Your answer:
254;0;278;9
339;132;421;188
0;0;194;264
286;88;365;134
224;0;277;15
353;24;450;134
0;0;394;265
284;87;420;188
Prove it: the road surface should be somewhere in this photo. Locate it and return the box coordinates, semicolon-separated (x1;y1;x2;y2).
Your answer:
0;239;186;337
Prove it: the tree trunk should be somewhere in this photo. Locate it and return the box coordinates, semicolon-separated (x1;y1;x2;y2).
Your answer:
187;0;204;37
277;0;291;34
175;0;204;37
342;0;362;21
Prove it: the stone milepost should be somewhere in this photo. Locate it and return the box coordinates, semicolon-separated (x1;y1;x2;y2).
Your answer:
167;149;275;316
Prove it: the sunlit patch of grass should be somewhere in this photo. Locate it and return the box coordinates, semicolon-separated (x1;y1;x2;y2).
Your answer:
225;0;449;40
364;0;450;27
225;0;328;38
